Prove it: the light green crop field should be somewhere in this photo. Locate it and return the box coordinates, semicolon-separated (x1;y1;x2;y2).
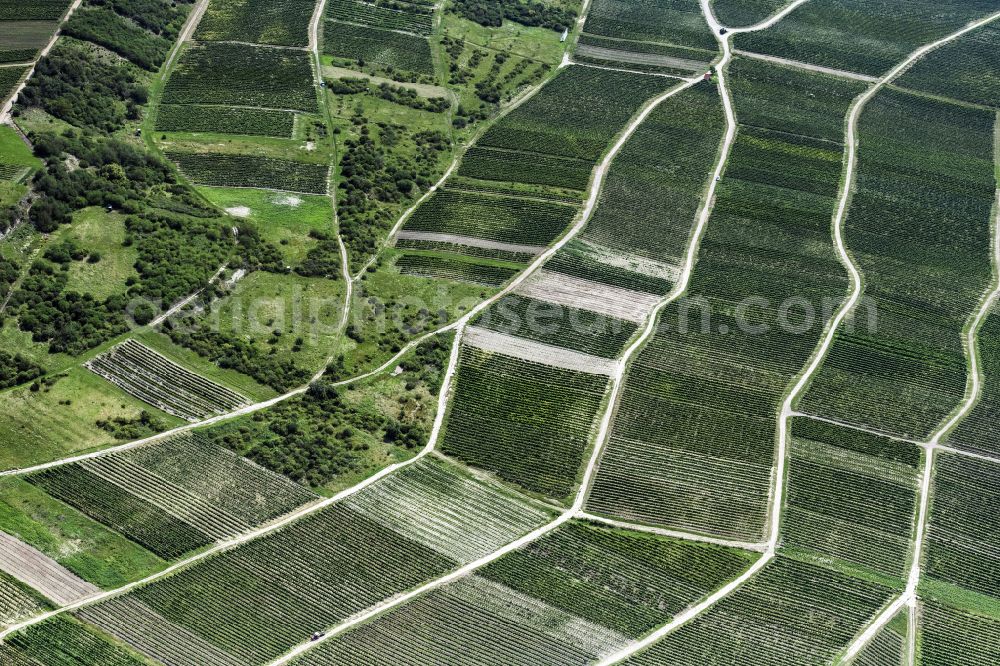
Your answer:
0;366;182;472
0;476;166;587
58;208;138;301
212;270;348;376
199;187;334;267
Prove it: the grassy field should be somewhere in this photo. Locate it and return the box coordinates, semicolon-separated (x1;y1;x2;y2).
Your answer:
199;187;334;267
0;365;183;472
57;208;138;301
158;131;329;163
439;12;568;62
0;476;166;588
212;271;347;377
0;124;41;171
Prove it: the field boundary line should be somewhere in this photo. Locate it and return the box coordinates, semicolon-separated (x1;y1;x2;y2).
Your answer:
163;0;210;71
577;513;767;551
771;8;1000;551
596;552;774;665
732;49;877;81
789;412;926;447
198;40;310;51
566;60;689;79
355;0;597;279
325;16;427;40
820;15;1000;662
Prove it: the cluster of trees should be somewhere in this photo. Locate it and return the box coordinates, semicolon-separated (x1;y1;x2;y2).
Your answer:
0;351;45;390
95;410;166;440
164;319;311;392
200;380;390;487
11;262;130;354
337;121;448;265
397;333;451;394
90;0;194;40
0;256;19;301
339;282;450;368
451;0;576;32
125;208;234;314
202;353;439;487
235;224;285;274
28;130;175;232
297;228;342;278
374;83;449;113
17;41;147;132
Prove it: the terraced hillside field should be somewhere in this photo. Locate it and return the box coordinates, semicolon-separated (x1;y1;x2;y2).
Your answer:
5;0;1000;663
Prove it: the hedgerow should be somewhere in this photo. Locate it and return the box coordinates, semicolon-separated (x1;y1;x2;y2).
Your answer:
199;378;425;487
450;0;575;32
90;0;193;39
328;77;449;112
